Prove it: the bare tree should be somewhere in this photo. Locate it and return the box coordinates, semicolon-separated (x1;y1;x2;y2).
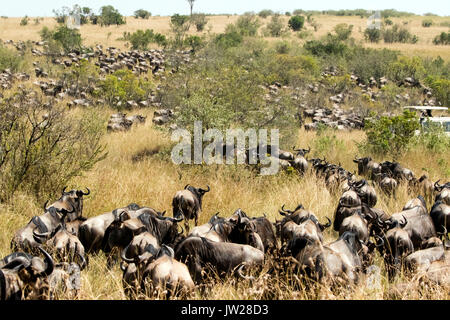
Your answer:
187;0;195;16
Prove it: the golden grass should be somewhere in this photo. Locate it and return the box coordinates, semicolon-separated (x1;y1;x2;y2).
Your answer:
1;105;448;300
1;14;449;59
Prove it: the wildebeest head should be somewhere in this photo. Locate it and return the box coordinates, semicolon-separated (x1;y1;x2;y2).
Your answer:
292;146;311;157
353;156;372;175
56;186;90;221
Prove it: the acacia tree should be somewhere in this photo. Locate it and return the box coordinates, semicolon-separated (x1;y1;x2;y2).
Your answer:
187;0;195;16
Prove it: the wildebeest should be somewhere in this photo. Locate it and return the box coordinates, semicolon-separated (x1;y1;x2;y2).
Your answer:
434;180;450;205
377;173;398;197
291;232;365;284
172;184;210;233
353;156;381;178
140;245;194;299
388;196;437;249
290;146;310;174
350;179;377;207
0;247;54;300
380;161;414;182
11;203;76;253
175;236;264;283
333;190;361;232
78;203;142;253
404;238;445;273
429;200;450;244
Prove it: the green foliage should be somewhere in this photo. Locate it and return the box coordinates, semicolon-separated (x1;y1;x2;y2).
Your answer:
99;5;125;26
122;29;167;50
53;5;93;25
264;14;286;37
134;9;151;19
382;24;418;43
313;128;346;159
171;14;190;29
364;28;381;43
214;31;243;49
288;15;305;31
304;36;349;57
387;56;426;83
384;18;393;26
191;13;208;32
170;14;191;49
346;47;398;84
433;32;450;45
0;89;106;200
333;23;353;41
0;45;25;72
20;16;29;26
274;41;291;54
360;110;420;159
40;25;82;54
184;35;204;53
421;19;433;27
258;10;273;18
413;120;450;153
425;76;450;106
95;69;154;110
226;14;261;36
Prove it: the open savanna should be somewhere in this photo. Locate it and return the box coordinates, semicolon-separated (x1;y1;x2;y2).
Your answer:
0;103;448;299
1;14;449;59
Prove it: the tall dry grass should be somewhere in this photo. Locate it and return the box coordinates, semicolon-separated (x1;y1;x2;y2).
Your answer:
1;106;448;300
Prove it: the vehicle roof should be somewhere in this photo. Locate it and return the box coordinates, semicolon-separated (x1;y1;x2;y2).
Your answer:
423;117;450;121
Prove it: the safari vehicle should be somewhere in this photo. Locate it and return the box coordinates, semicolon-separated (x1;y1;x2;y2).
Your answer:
403;106;450;137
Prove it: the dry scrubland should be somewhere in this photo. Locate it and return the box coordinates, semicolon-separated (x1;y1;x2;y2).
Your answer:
1;15;450;59
0;13;449;300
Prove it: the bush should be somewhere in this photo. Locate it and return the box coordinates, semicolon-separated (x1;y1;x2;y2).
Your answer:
387;56;426;83
226;14;261;36
134;9;151;19
0;89;106;200
95;69;154;110
413;119;450;153
0;45;25;72
20;16;29;26
184;35;204;53
304;36;349;57
40;25;82;54
274;41;291;54
191;13;208;32
214;31;243;49
425;76;450;106
264;14;286;37
360;110;420;158
384;18;393;26
333;23;353;41
99;5;125;26
433;32;450;45
364;27;381;43
122;29;167;50
383;24;418;43
288;15;305;31
258;10;273;18
422;19;433;27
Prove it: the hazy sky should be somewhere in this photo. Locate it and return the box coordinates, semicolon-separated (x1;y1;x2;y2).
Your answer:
0;0;449;17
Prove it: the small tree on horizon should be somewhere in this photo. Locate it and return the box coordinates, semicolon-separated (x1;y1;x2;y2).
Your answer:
187;0;195;16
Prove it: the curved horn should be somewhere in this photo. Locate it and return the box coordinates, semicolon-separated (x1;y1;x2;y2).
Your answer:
37;247;54;276
178;225;184;235
81;187;90;196
77;252;87;271
281;204;293;214
120;245;135;264
320;217;332;230
120;261;127;272
374;234;385;247
62;186;68;194
236;264;255;280
184;184;190;189
2;256;31;271
43;200;50;212
399;215;408;228
204;185;210;192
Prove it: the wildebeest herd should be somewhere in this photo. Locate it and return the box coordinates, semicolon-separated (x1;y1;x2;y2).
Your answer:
1;156;449;300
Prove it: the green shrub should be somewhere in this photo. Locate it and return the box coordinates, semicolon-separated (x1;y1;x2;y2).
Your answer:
364;27;381;43
433;32;450;45
274;41;291;54
333;23;353;41
20;16;29;26
0;89;106;200
0;45;25;72
134;9;151;19
383;24;418;43
384;18;393;26
40;25;82;54
422;19;433;27
387;56;426;83
304;36;349;57
214;31;243;48
226;14;261;36
99;5;125;26
258;10;273;19
425;76;450;106
184;35;204;53
288;15;305;31
413;119;450;153
122;29;166;50
191;13;208;32
265;14;286;37
95;69;154;110
297;30;313;39
360;110;420;158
